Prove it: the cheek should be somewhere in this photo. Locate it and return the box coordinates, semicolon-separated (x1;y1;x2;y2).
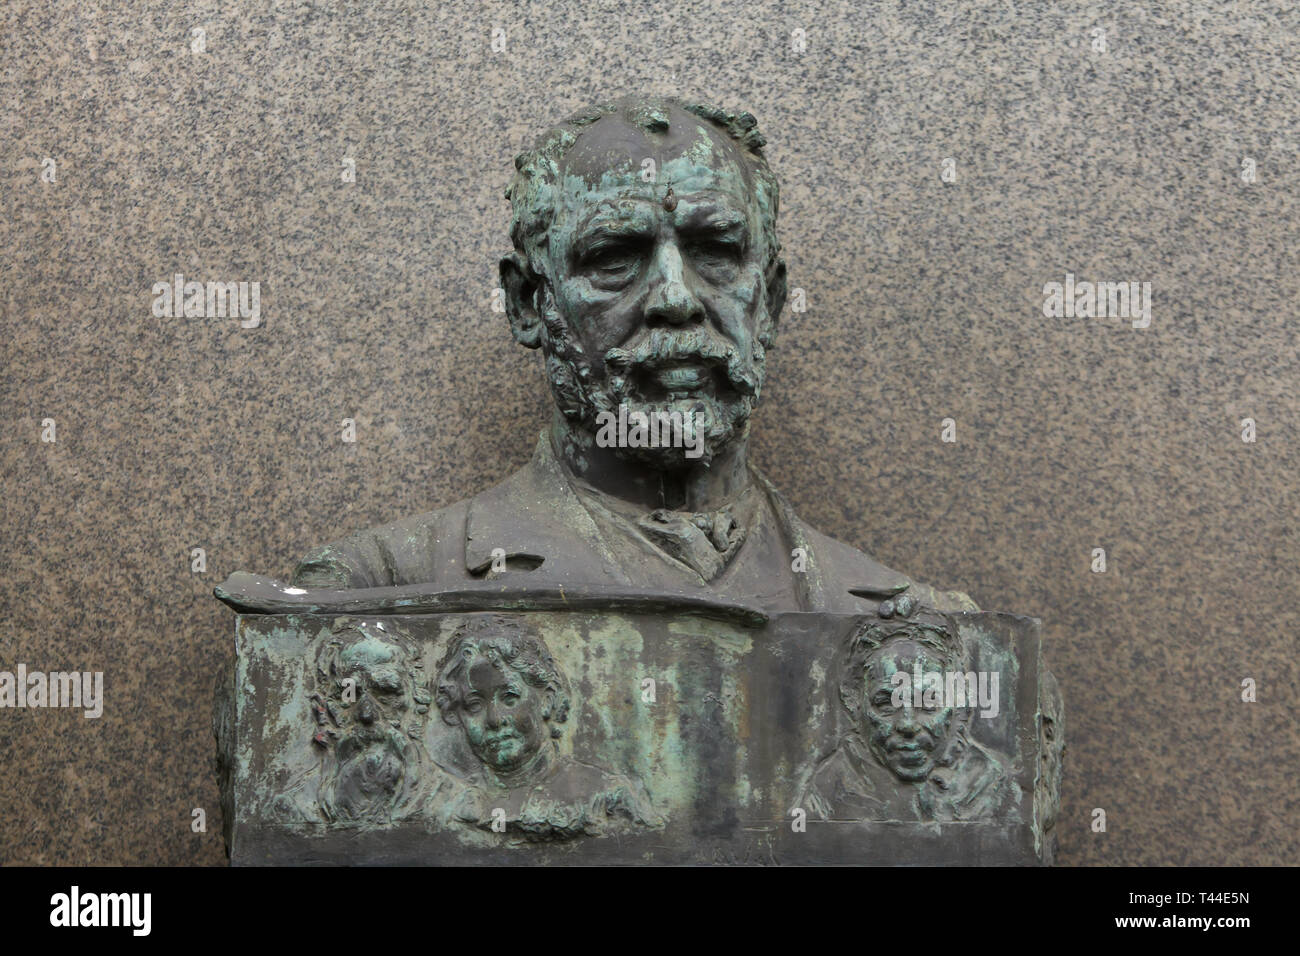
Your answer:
554;281;640;348
922;712;952;736
514;708;540;736
709;268;766;327
716;264;763;300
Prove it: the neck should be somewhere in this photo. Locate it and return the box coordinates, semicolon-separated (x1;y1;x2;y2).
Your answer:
551;409;752;512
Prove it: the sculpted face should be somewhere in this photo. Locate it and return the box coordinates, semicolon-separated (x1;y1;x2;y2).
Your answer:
862;639;956;782
336;634;409;727
1039;685;1064;830
455;656;549;774
516;103;784;468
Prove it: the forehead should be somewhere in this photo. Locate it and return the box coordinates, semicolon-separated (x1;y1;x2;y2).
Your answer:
555;113;756;225
340;636;398;669
865;640;944;677
466;656;517;690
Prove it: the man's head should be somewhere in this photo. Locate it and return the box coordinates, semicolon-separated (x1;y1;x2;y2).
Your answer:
841;619;971;783
501;95;788;468
434;616;571;776
321;623;415;729
316;624;420;820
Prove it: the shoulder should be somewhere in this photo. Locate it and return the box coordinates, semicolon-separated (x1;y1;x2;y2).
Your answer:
796;520;981;613
931;739;1015;818
802;744;887;820
554;758;664;823
807;747;853;799
291;499;471;589
292;435;558;590
551;757;639;799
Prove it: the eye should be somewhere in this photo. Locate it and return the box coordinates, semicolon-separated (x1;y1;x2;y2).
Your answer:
464;699;482;714
584;242;643;275
689;238;741;259
502;692;520;707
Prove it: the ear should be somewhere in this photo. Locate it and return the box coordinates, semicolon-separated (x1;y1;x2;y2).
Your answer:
500;251;544;349
762;256;787;344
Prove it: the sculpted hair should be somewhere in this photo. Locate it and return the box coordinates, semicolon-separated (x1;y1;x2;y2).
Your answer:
838;616;969;724
504;95;783;282
315;622;417;693
434;615;571;737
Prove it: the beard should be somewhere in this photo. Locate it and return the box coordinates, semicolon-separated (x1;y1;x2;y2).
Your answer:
544;321;767;469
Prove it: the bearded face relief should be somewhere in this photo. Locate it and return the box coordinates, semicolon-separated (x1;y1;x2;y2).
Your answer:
314;624;428;824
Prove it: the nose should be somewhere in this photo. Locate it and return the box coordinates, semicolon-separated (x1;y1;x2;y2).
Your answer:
895;702;920;736
486;700;509;728
644;242;705;328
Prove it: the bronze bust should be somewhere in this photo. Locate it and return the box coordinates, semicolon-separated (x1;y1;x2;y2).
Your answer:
216;95;1060;866
290;95;977;617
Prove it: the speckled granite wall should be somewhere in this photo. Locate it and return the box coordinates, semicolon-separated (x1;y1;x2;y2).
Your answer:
2;0;1297;865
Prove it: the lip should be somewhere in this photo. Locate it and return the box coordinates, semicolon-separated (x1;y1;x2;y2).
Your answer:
651;363;709;390
889;744;929;760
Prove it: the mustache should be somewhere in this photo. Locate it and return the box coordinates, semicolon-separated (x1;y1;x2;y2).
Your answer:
603;327;757;395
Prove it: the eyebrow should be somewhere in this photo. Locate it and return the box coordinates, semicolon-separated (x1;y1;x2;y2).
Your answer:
678;206;750;252
572;201;750;261
679;204;747;232
573;209;657;256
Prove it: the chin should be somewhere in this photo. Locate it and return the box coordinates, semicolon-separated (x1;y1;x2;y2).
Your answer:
491;746;528;768
609;439;722;470
879;748;934;781
889;765;931;782
602;394;753;467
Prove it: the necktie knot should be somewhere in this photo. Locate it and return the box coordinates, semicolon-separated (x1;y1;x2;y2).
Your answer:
641;507;744;580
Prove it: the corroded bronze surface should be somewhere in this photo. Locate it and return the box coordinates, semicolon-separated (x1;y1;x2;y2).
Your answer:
216;94;1061;865
215;594;1052;864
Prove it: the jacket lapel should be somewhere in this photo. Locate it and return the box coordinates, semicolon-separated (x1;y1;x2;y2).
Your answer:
463;432;629;584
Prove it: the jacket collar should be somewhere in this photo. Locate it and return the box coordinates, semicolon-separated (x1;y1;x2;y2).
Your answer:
464;430;911;610
464;432;630;583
